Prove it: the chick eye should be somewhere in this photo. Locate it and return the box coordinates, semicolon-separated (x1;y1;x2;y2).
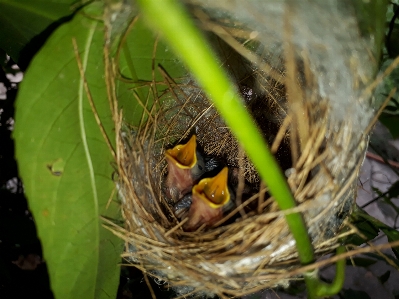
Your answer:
198;164;203;171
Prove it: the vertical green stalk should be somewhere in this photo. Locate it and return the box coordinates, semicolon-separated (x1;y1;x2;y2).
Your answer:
135;0;345;297
134;0;312;267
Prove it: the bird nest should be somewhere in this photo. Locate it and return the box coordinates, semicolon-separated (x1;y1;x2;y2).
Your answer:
105;2;379;298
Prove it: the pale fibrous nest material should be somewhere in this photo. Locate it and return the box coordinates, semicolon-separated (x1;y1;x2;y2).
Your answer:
106;1;379;298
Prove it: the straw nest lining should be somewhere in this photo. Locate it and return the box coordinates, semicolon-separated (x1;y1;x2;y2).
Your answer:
111;50;367;299
107;3;377;298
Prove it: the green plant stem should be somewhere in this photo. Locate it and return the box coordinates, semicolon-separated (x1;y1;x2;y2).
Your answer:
318;246;346;296
135;0;344;297
305;246;346;297
135;0;312;270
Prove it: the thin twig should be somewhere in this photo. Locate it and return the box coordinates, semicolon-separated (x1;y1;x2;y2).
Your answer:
72;38;116;160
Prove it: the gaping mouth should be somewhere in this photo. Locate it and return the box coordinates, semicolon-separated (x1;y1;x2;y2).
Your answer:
192;167;230;208
165;135;197;169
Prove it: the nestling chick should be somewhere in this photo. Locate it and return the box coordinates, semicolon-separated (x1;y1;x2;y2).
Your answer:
164;135;206;202
173;193;192;219
183;167;234;231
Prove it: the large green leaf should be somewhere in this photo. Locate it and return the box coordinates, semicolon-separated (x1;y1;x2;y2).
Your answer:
346;206;399;258
13;4;122;299
117;17;188;126
379;114;399;139
0;0;77;68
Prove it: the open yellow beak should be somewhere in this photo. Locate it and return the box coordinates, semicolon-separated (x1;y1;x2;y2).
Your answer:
165;135;197;169
193;167;230;208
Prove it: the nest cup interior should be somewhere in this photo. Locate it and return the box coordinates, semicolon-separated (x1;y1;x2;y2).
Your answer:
112;5;375;297
117;48;342;298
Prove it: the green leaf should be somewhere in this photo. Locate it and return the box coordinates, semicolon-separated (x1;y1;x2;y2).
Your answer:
371;187;384;197
351;0;387;73
14;5;122;299
381;228;399;259
0;0;77;68
375;58;399;112
116;17;188;126
378;114;399;145
344;218;380;246
348;207;399;259
378;270;391;284
387;181;399;198
345;257;378;267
